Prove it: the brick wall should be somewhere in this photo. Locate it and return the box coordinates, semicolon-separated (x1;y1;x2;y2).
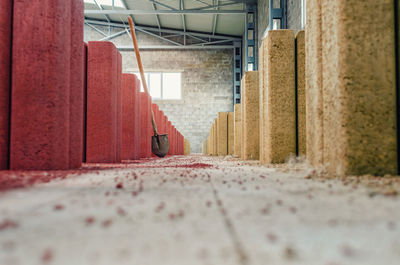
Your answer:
84;25;233;153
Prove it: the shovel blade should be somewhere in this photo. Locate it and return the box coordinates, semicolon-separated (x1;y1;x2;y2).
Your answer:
151;134;169;158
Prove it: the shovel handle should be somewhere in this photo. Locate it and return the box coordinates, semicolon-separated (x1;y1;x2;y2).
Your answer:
128;17;158;136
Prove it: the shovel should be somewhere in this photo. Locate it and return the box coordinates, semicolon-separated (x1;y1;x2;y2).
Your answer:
128;17;169;158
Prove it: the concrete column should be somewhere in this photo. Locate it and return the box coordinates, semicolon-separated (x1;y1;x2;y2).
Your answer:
321;0;397;176
213;118;218;156
116;52;122;163
133;77;141;160
234;104;242;157
296;30;306;156
122;74;137;160
208;127;213;155
228;112;234;155
259;38;267;164
11;0;72;169
184;139;191;155
305;0;324;166
69;0;84;169
217;112;228;156
263;30;296;163
0;0;12;169
241;71;259;160
202;139;208;155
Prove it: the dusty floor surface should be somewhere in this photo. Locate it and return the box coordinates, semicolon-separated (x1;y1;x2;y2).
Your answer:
0;155;399;265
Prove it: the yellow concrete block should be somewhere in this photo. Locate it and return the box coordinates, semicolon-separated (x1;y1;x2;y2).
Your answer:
228;112;234;155
184;139;191;155
241;71;260;160
263;30;296;163
321;0;397;176
217;112;228;156
296;30;306;156
305;0;324;166
208;126;213;155
213;118;218;156
234;104;242;157
259;38;267;164
202;139;207;155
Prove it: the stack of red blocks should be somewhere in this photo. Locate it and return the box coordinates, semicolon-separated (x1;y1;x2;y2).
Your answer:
0;0;185;170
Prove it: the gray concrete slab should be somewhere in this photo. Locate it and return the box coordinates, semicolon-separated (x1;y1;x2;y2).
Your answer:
0;155;399;265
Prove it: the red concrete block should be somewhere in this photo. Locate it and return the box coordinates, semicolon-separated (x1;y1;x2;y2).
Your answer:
83;42;88;163
147;95;153;157
0;0;12;169
140;92;149;158
116;52;122;163
167;121;173;156
10;0;72;170
69;0;84;169
86;41;118;163
159;111;166;135
133;77;141;160
122;74;138;160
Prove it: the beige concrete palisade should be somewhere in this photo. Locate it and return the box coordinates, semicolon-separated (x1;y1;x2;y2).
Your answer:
213;119;218;156
228;112;234;155
321;0;397;176
241;71;260;160
264;30;296;163
184;139;191;155
217;112;228;156
234;104;242;157
296;30;306;156
259;38;267;164
305;0;324;167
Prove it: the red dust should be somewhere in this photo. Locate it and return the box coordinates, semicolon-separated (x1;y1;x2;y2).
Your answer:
41;248;53;263
0;219;19;231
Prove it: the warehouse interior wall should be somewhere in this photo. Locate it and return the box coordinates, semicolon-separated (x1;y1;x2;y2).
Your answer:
84;25;234;153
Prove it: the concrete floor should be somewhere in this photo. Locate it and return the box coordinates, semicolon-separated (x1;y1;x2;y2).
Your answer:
0;155;399;265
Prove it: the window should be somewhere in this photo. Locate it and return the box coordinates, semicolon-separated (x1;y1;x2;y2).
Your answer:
84;0;125;8
134;72;182;100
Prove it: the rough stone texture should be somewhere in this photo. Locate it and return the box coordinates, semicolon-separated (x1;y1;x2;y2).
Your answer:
305;0;324;167
0;0;11;169
296;30;306;156
202;139;207;155
84;25;233;153
263;30;296;163
208;126;213;155
321;0;397;176
241;71;260;160
233;104;242;157
86;42;118;163
133;77;141;159
213;119;218;156
259;38;267;164
83;42;88;162
217;112;228;156
116;52;122;163
141;92;151;158
228;112;234;155
167;121;174;156
69;0;84;169
122;74;137;160
10;0;71;170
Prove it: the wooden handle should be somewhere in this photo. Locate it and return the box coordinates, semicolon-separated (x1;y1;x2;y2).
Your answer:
128;17;158;135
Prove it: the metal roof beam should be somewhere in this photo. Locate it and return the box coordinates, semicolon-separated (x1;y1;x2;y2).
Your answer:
148;0;178;10
117;45;234;50
84;19;242;40
84;9;246;15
